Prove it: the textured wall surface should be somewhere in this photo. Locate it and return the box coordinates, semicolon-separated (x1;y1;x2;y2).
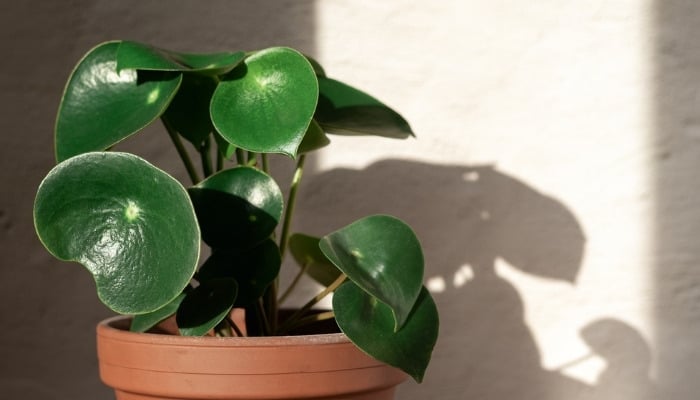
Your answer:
1;1;698;399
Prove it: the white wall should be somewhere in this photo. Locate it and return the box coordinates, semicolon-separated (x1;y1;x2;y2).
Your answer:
299;1;665;399
1;1;698;399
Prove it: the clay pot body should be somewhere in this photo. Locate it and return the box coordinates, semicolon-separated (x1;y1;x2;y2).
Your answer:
96;316;407;400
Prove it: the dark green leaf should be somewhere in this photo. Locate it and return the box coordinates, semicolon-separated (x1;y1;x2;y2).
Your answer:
315;77;413;139
163;73;218;146
289;233;341;286
130;293;185;333
320;215;424;330
210;47;319;158
177;278;238;336
55;41;182;162
34;152;200;314
333;282;439;383
188;167;283;248
117;40;245;75
298;119;330;154
197;239;281;306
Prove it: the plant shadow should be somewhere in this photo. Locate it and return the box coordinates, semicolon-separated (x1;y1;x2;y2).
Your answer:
292;159;657;399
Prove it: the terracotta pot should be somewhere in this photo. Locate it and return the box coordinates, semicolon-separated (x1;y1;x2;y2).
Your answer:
97;316;407;399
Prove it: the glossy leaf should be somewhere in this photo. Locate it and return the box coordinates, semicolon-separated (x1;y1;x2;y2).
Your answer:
333;282;439;383
34;152;200;314
117;40;245;75
320;215;423;330
177;278;238;336
130;293;185;333
288;233;341;286
315;77;413;139
197;239;281;306
162;73;218;146
188;167;283;248
55;41;182;162
210;47;319;158
298;119;330;154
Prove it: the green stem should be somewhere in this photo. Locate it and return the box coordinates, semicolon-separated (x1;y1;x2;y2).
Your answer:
161;117;201;184
216;147;224;172
200;136;213;177
246;151;257;167
278;262;310;305
235;148;246;165
277;273;346;334
279;155;306;259
226;316;245;337
282;311;335;333
262;153;270;174
257;296;272;335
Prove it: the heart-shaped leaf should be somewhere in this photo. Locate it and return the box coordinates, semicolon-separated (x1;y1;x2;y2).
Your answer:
55;41;182;162
197;239;281;306
177;278;238;336
333;282;439;383
289;233;341;287
320;215;424;330
117;40;245;75
34;152;200;314
315;77;413;139
130;293;186;333
210;47;319;158
188;167;283;248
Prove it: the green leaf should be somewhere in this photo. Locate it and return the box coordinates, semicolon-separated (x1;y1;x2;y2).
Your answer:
210;47;319;158
188;167;283;248
298;119;330;154
333;282;439;383
177;278;238;336
130;293;185;333
288;233;341;286
315;77;413;139
117;40;245;75
55;41;182;162
197;239;281;306
34;152;200;314
162;73;218;146
319;215;423;330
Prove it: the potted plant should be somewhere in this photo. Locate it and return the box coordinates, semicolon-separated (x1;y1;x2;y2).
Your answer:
33;40;439;400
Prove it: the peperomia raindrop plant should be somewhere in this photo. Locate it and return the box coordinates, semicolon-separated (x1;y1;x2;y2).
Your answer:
33;40;439;382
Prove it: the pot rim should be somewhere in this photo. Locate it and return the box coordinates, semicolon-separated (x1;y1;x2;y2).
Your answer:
98;315;351;347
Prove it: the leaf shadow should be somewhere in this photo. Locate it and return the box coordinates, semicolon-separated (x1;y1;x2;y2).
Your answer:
293;159;591;399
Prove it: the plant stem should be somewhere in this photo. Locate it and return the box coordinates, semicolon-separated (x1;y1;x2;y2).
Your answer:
226;316;245;337
278;262;310;305
257;296;272;335
277;273;346;334
235;148;246;165
246;151;257;167
161;117;201;184
262;153;270;174
200;136;213;177
279;154;306;259
281;311;335;333
216;147;224;172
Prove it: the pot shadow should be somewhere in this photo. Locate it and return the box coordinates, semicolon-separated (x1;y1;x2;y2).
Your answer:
292;159;588;399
